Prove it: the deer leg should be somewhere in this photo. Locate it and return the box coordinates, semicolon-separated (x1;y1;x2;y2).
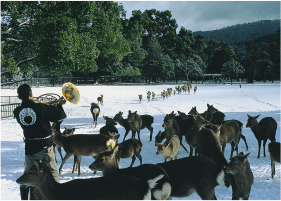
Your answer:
221;143;226;155
257;140;261;158
189;146;193;157
53;146;58;163
230;142;235;159
123;129;130;141
149;126;154;141
72;155;77;173
271;159;275;178
263;139;267;157
135;152;143;165
130;155;136;167
59;152;73;174
240;134;249;150
131;131;136;139
76;155;82;176
57;146;64;161
137;131;141;141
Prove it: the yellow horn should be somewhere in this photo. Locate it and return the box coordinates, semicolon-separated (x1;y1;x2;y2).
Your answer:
62;82;80;105
36;82;80;105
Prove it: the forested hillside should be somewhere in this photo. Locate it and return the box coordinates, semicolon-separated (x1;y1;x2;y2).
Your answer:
1;2;280;85
193;20;280;46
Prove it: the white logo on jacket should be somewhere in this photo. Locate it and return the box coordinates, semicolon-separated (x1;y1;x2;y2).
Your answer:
19;108;37;126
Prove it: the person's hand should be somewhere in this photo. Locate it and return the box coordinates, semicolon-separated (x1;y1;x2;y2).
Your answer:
58;97;67;105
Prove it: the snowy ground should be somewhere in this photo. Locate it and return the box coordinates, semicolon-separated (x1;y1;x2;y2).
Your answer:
1;82;280;200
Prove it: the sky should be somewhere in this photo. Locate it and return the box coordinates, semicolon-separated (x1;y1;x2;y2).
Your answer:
115;1;280;32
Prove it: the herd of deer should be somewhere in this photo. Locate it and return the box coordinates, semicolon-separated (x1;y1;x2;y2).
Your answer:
16;96;279;200
138;83;197;102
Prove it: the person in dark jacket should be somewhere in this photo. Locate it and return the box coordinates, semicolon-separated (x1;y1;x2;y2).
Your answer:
14;84;67;200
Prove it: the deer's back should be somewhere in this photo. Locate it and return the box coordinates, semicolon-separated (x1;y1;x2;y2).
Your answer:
140;114;154;128
219;120;240;144
228;161;253;195
157;156;223;197
259;117;277;139
62;134;113;156
196;128;228;166
268;142;280;163
58;174;148;200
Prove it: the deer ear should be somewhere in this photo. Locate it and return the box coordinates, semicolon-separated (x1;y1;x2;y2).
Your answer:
72;128;75;132
255;114;261;119
155;142;159;147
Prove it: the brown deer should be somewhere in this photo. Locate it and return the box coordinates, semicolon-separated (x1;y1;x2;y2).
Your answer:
194;86;197;94
268;141;280;178
52;122;119;176
97;94;103;105
225;152;254;200
178;113;210;156
114;111;154;141
147;91;151;102
16;156;164;200
188;104;218;122
99;116;119;136
219;120;241;159
161;112;188;153
117;138;143;167
156;135;180;162
90;102;100;127
90;146;226;200
152;92;156;99
89;146;172;200
127;110;142;140
138;94;142;102
195;123;228;167
246;114;277;158
51;121;76;163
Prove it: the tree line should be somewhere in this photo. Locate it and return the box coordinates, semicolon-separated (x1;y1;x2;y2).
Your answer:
1;1;280;84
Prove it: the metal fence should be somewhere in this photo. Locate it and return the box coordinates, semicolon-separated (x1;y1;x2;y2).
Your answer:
0;96;50;118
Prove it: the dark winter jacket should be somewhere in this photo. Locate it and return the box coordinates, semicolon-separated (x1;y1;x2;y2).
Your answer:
14;99;66;155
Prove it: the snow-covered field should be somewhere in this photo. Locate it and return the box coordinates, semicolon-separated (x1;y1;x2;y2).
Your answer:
1;82;280;200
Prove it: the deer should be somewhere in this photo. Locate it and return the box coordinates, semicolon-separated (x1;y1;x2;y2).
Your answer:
195;123;228;167
162;112;189;152
225;152;254;200
16;155;164;200
246;114;277;158
117;138;143;167
90;145;226;199
157;155;226;199
52;121;119;176
89;146;172;200
138;94;142;102
90;102;100;127
97;94;103;105
178;112;211;156
188;104;219;122
194;86;197;94
152;92;156;100
128;110;142;141
99;116;119;136
51;122;75;162
114;111;154;141
188;104;225;124
268;141;280;178
147;91;151;102
156;135;180;162
218;120;241;159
